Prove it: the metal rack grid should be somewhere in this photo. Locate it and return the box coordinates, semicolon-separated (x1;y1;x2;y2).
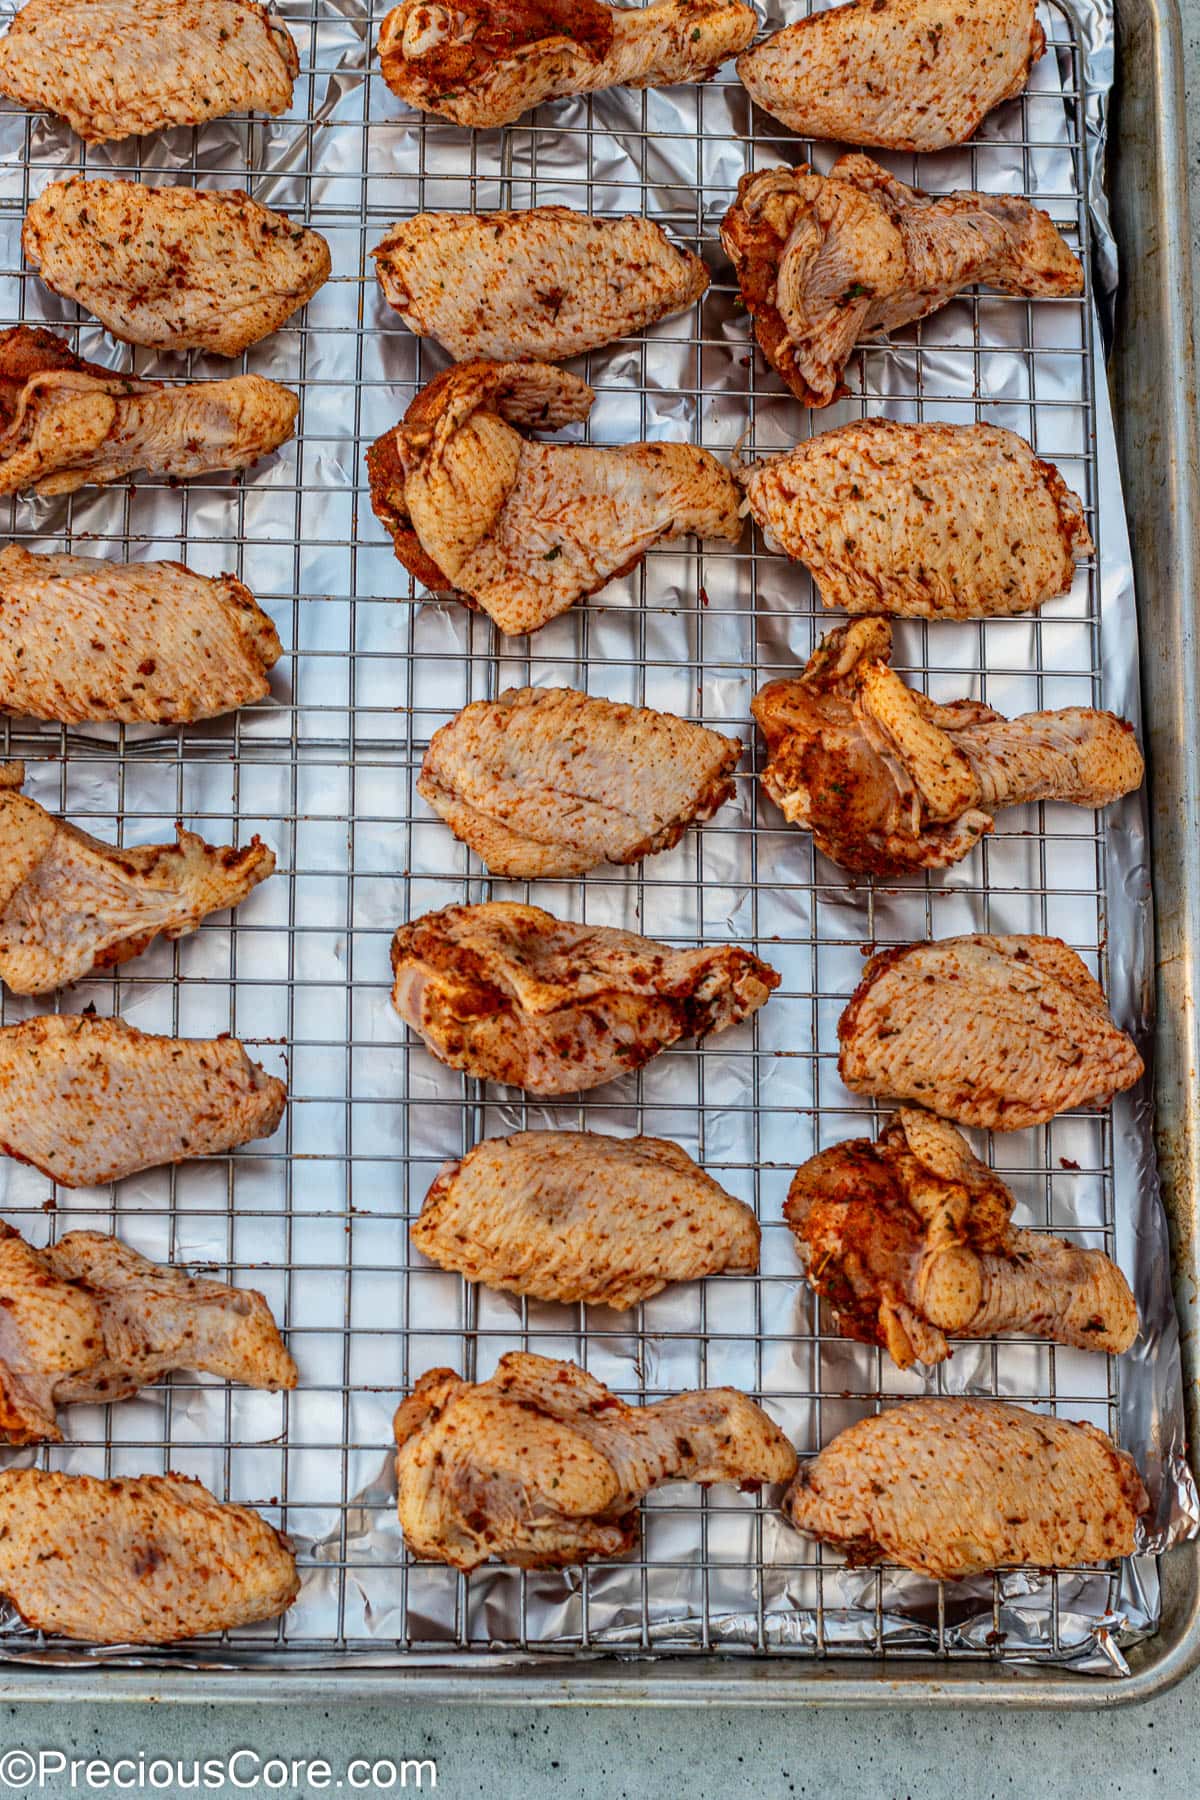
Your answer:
0;0;1146;1672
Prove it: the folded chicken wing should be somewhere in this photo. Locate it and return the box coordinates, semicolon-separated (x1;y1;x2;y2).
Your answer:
784;1399;1146;1577
0;1014;286;1187
395;1352;797;1569
419;685;741;876
390;901;779;1095
837;934;1144;1130
741;419;1092;619
378;0;756;128
368;359;742;635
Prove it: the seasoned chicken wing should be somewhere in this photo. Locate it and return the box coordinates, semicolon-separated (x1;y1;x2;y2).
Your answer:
0;326;297;497
24;179;331;357
784;1399;1147;1577
741;418;1092;619
0;1468;298;1642
0;1014;286;1187
722;159;1081;407
374;207;708;363
752;619;1143;875
786;1108;1138;1369
368;359;742;635
414;1130;759;1307
395;1352;797;1570
0;0;298;144
0;547;280;725
737;0;1044;152
419;686;741;877
0;1223;296;1444
0;763;274;993
378;0;756;129
390;901;779;1095
838;935;1144;1130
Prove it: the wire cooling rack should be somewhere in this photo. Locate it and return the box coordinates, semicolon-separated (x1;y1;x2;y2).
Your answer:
0;0;1155;1675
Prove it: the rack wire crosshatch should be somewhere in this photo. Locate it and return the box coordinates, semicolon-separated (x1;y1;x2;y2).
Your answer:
0;0;1184;1680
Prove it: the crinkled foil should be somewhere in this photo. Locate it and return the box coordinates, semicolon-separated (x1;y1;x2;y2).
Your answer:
0;0;1193;1685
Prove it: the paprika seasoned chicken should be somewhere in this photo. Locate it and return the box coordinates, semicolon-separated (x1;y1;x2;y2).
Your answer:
838;935;1144;1131
0;0;298;144
737;0;1044;152
0;1468;298;1642
413;1130;760;1307
741;419;1092;619
0;547;281;725
374;207;708;363
0;1014;286;1187
419;686;741;877
368;359;742;636
377;0;756;129
752;620;1143;875
786;1108;1138;1369
785;1399;1147;1577
722;158;1082;407
0;325;298;497
390;901;779;1095
0;1223;296;1444
0;763;274;994
394;1353;797;1570
24;179;331;357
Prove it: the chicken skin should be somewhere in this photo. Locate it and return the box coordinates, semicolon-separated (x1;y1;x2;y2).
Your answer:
0;1014;286;1187
0;1223;296;1444
414;1130;760;1307
737;0;1044;153
394;1353;797;1570
0;547;280;725
0;326;298;497
374;208;708;363
377;0;756;129
722;159;1082;407
0;1468;298;1643
419;686;741;877
368;359;742;636
786;1108;1138;1369
24;179;331;357
784;1399;1147;1578
838;935;1144;1131
391;902;779;1095
741;419;1092;619
752;620;1143;875
0;0;298;145
0;763;274;994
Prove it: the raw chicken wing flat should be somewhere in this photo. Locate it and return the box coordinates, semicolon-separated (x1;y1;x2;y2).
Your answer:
413;1130;760;1307
741;418;1092;619
394;1352;797;1569
0;1222;296;1444
390;901;779;1095
737;0;1044;152
0;547;280;725
378;0;756;128
785;1399;1147;1578
752;619;1143;875
373;208;708;363
368;359;742;636
837;934;1144;1130
786;1108;1138;1369
0;762;274;993
0;1469;298;1643
0;0;298;144
24;179;331;357
722;159;1081;408
419;685;741;877
0;1014;286;1187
